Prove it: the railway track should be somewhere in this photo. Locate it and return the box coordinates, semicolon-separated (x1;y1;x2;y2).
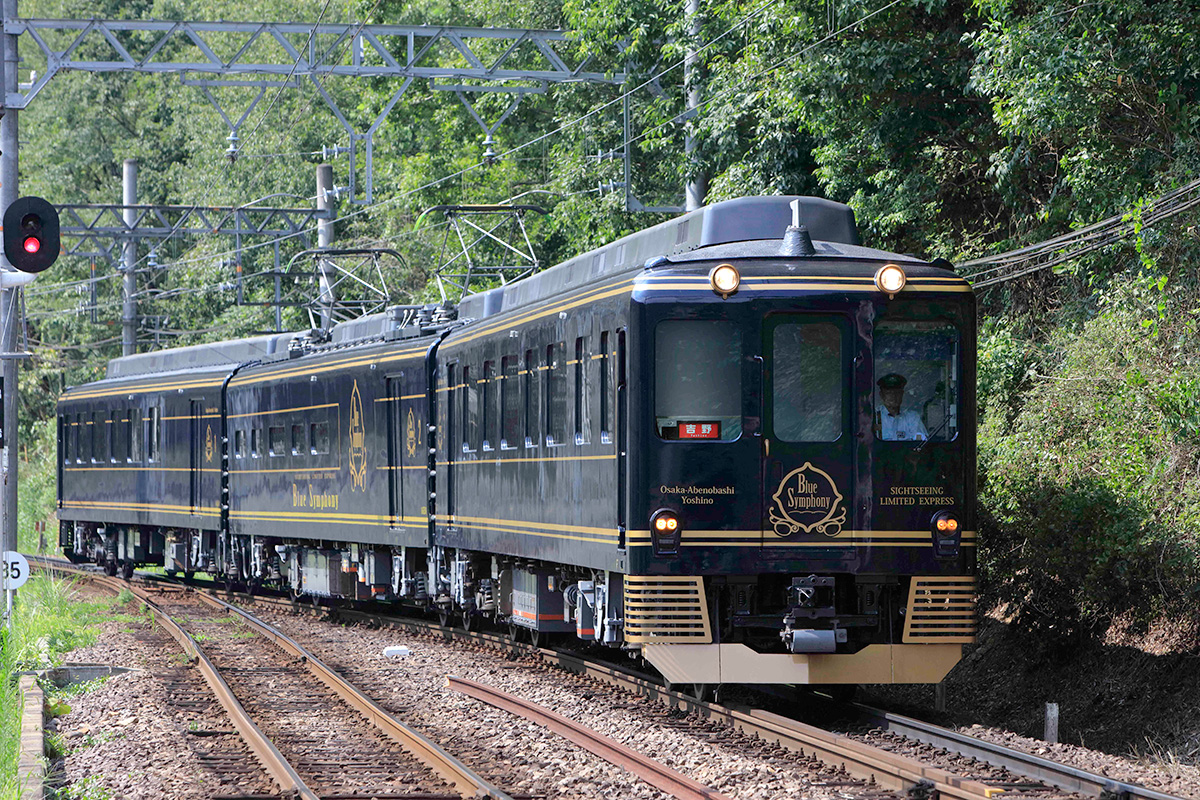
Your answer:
35;560;513;800
31;557;1190;800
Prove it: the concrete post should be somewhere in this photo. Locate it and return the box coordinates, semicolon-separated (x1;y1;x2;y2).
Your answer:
316;164;335;329
1044;702;1059;743
683;0;706;211
1;0;21;624
122;158;138;356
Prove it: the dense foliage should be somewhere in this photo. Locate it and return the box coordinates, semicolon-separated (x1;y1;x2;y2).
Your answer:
12;0;1200;633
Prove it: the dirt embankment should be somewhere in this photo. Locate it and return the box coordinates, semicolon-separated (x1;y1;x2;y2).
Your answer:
868;612;1200;764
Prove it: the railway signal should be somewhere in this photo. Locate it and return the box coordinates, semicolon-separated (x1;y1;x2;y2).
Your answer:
3;196;60;273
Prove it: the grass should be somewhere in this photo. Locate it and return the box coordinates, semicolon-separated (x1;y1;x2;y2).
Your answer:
0;576;114;800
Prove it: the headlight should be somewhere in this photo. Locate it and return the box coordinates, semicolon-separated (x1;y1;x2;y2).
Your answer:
650;510;681;556
931;510;959;537
710;263;740;297
874;264;907;296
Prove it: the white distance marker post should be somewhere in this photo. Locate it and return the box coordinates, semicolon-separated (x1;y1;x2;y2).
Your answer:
2;550;29;629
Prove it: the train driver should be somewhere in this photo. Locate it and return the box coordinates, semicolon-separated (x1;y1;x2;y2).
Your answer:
875;373;928;441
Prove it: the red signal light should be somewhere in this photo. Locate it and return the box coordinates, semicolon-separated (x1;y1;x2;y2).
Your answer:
23;237;39;254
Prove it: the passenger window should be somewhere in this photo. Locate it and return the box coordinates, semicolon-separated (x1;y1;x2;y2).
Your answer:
501;356;519;449
62;416;71;463
291;424;305;456
80;414;91;464
462;365;477;453
523;349;536;448
482;361;495;451
546;342;567;446
599;331;611;444
772;322;843;442
234;429;246;459
129;409;141;461
574;337;589;445
91;412;105;463
147;407;161;463
655;321;742;440
251;427;263;458
874;321;960;442
110;412;123;463
310;421;330;455
269;425;286;457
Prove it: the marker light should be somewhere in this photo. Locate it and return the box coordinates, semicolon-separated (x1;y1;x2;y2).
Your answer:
874;264;907;296
710;263;740;297
23;237;39;254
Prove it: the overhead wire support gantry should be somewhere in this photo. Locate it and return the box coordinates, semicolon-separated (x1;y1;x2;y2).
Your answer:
7;19;627;202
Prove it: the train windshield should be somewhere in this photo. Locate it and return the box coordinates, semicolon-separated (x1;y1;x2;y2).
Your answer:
771;321;843;442
874;320;960;442
655;320;742;440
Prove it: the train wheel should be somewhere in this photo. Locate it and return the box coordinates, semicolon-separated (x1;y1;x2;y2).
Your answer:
184;571;195;581
507;622;521;643
688;684;712;702
104;559;117;577
460;610;474;632
437;608;451;628
120;562;134;581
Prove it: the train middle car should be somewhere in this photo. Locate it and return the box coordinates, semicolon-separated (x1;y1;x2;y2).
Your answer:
58;195;977;687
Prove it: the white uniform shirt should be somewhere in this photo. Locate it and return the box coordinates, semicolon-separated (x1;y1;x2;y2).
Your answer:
880;409;928;441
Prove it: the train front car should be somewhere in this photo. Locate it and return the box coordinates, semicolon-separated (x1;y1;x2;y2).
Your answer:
626;197;977;687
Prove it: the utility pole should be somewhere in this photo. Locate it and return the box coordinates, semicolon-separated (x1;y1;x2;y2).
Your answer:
121;158;137;356
1;0;19;623
316;164;336;329
684;0;707;211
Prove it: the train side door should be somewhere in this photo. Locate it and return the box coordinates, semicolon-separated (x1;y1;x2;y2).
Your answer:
386;377;404;528
616;329;627;548
760;316;854;546
190;400;204;514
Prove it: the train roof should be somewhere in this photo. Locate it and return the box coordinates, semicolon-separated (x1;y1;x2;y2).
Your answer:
455;195;880;322
104;333;294;380
86;196;923;380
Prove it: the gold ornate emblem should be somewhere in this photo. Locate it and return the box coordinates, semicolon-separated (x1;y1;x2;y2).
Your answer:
769;462;847;537
405;408;418;459
204;424;214;463
348;380;367;491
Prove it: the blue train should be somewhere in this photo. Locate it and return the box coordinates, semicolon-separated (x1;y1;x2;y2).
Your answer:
58;196;977;689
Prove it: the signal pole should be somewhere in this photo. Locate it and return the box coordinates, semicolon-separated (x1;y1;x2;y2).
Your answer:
316;164;336;329
1;0;19;623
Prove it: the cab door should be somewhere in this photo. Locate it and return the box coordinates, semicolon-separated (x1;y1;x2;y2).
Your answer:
761;315;854;546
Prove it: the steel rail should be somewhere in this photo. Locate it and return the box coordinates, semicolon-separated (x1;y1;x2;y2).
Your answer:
846;703;1186;800
193;591;515;800
447;675;733;800
80;572;321;800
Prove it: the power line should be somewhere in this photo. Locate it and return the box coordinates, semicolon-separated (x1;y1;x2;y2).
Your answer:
961;179;1200;289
